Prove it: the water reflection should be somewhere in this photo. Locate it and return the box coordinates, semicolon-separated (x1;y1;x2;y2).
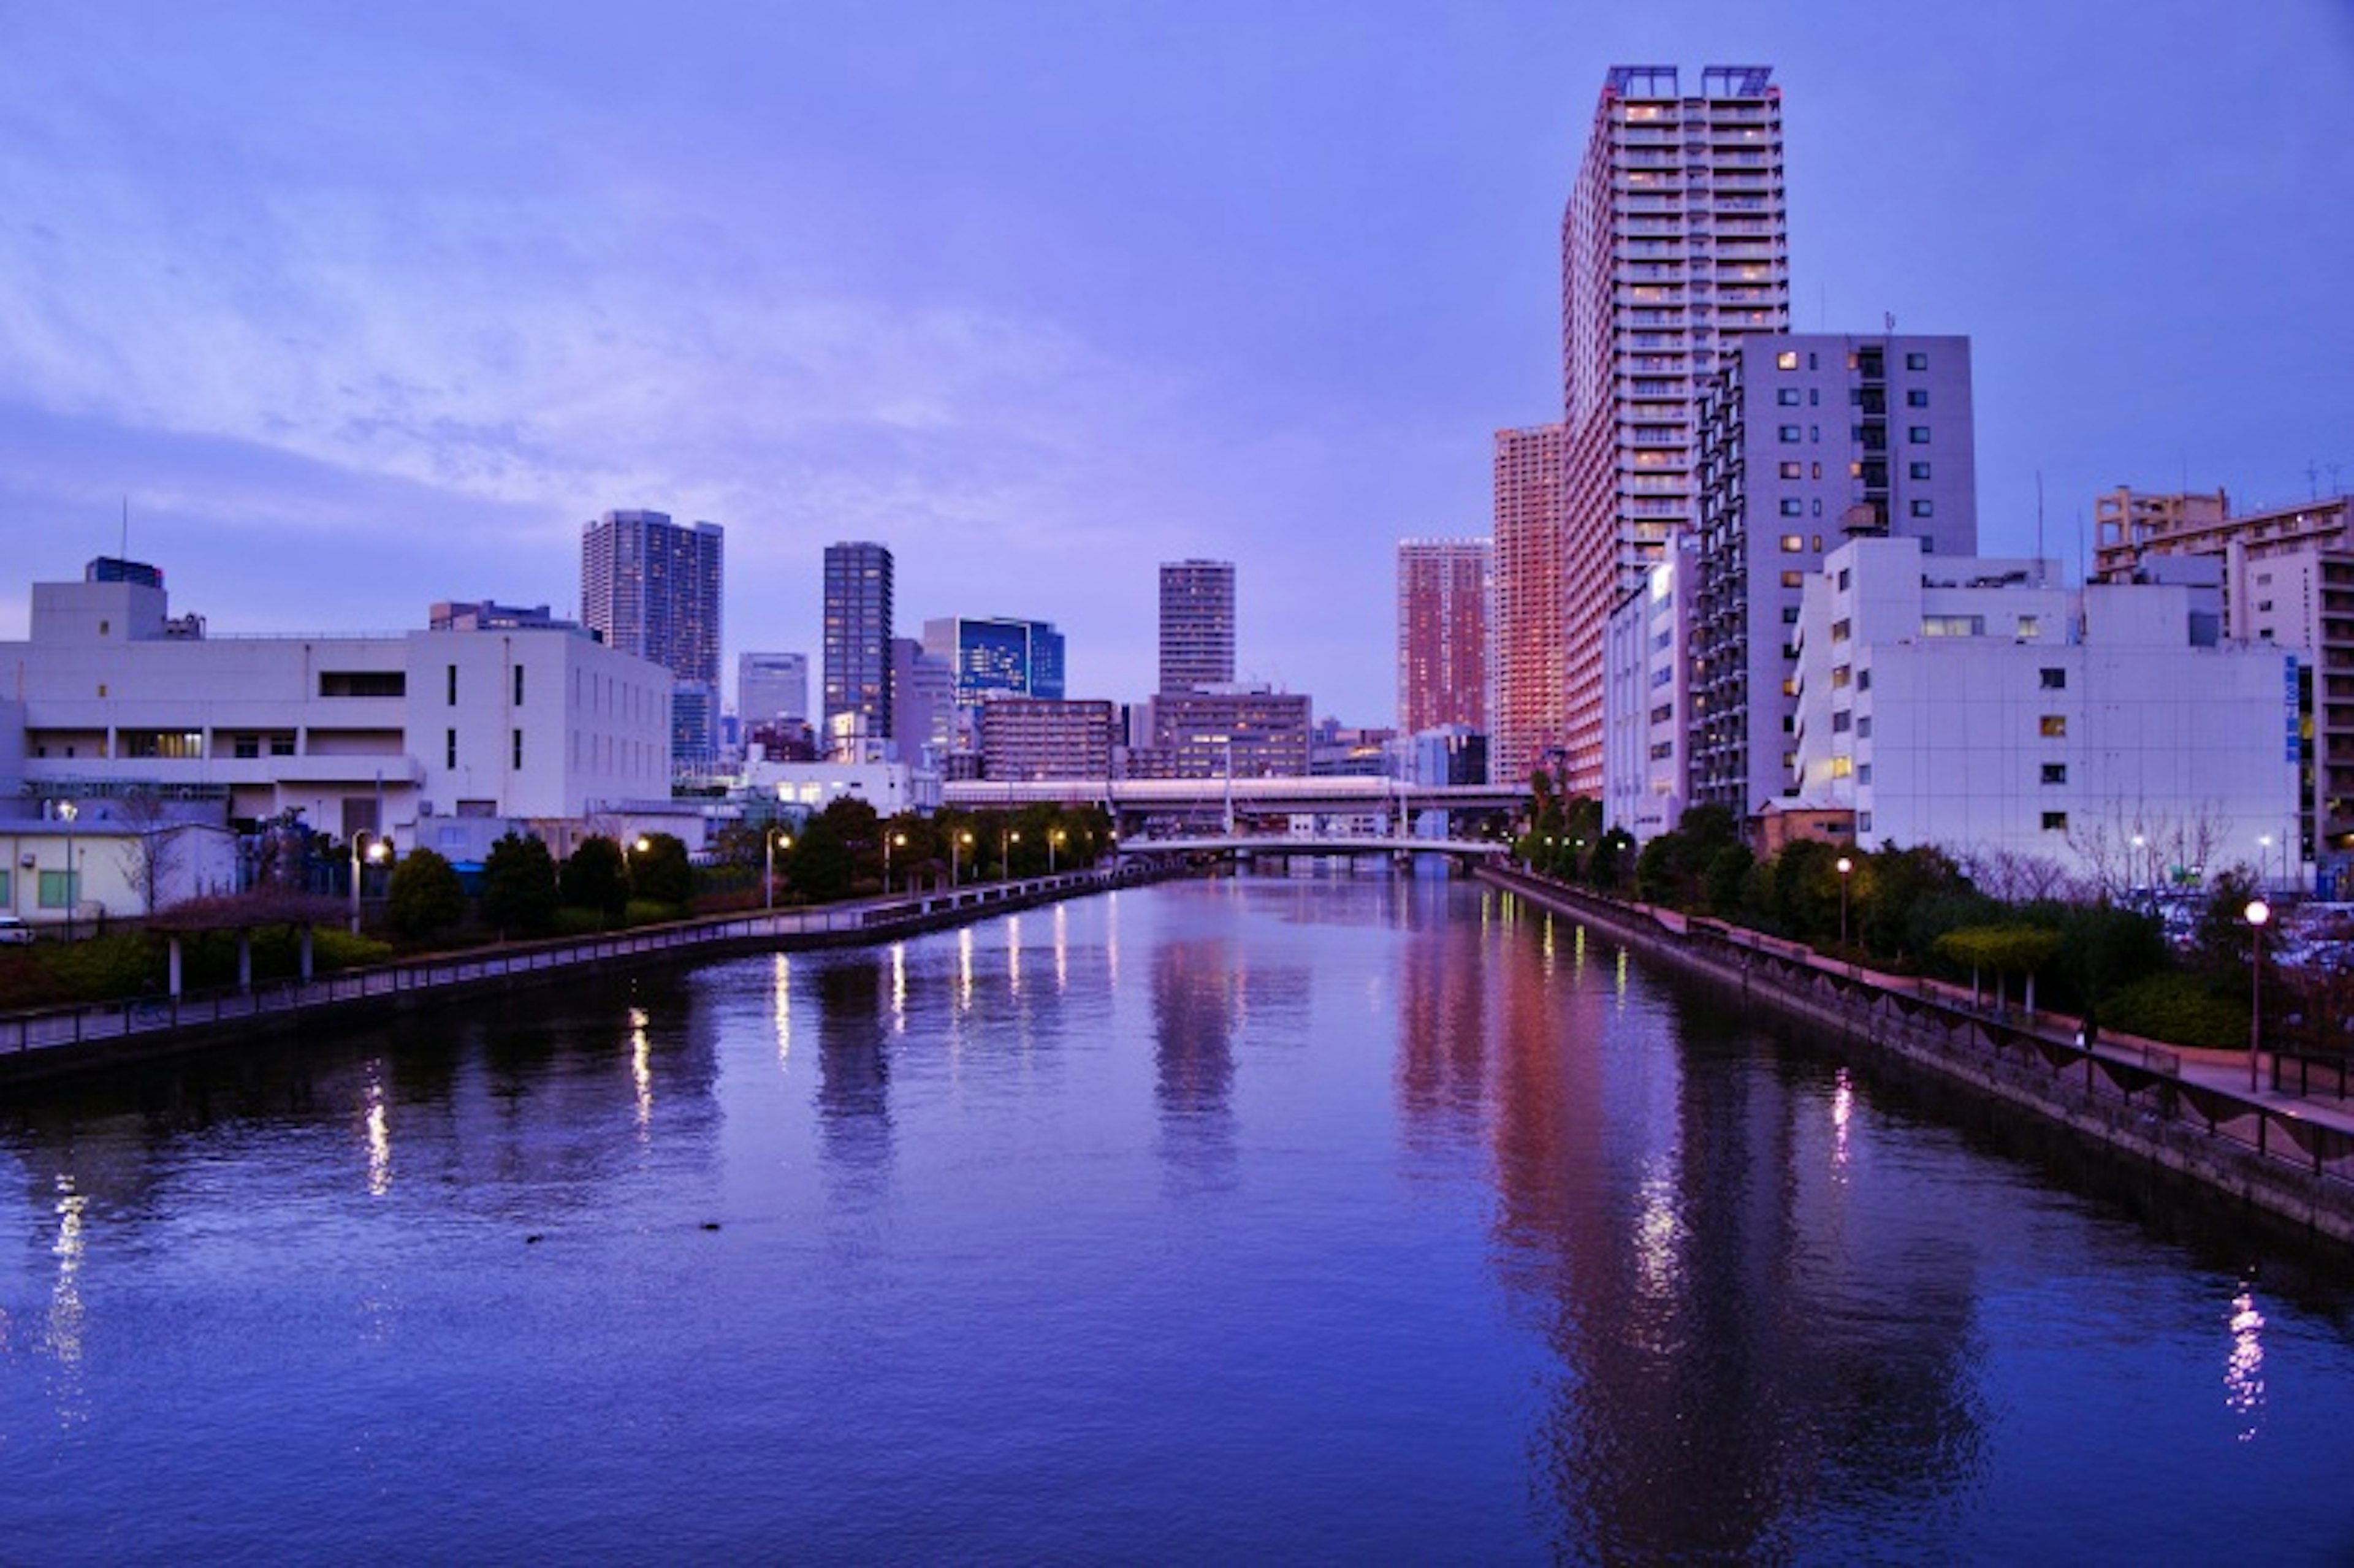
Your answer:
813;956;893;1178
1482;913;1987;1560
2226;1284;2266;1441
1151;938;1237;1186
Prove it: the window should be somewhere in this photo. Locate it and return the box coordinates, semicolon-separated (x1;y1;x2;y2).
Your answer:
2042;763;2068;785
1832;710;1851;733
1781;606;1801;624
1779;424;1802;442
447;664;459;705
1780;534;1805;552
270;734;295;757
512;729;524;769
1908;425;1931;444
1830;665;1851;688
1910;461;1932;481
2039;715;2066;737
1781;570;1804;588
1856;763;1872;783
1830;756;1854;778
319;671;406;698
0;870;9;905
1650;703;1673;725
1859;811;1873;832
38;870;78;909
1857;669;1872;691
2041;812;2068;832
1922;615;1984;637
1906;389;1929;408
1779;460;1802;479
1780;498;1804;516
1905;351;1928;370
2040;667;2066;690
1836;567;1852;590
234;735;260;760
514;666;525;706
1830;617;1851;643
1856;717;1872;739
1905;498;1931;519
446;728;458;768
1811;499;1823;517
1775;349;1799;370
1778;387;1802;406
2016;615;2041;639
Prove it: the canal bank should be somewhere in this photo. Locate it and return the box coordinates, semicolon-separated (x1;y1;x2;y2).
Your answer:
1479;864;2354;1249
0;864;1170;1086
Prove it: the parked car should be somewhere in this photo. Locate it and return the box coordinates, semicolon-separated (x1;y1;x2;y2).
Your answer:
0;915;34;945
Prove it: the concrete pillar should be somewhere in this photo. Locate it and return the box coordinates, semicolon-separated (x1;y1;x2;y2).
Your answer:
168;936;183;998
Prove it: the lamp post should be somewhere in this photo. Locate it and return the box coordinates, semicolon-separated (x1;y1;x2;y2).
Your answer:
2130;834;2147;908
764;830;793;910
1049;828;1065;877
953;829;972;888
2246;897;2271;1092
58;801;78;940
2258;835;2274;898
1835;855;1854;950
1004;829;1019;882
884;830;905;893
349;831;390;935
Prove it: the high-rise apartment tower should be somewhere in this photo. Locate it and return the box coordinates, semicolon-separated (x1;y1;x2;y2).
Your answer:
1158;560;1236;694
1558;65;1790;794
821;542;894;757
1490;423;1567;787
1395;539;1490;737
580;510;723;685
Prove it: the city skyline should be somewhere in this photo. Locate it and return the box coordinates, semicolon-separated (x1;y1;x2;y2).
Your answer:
0;5;2348;724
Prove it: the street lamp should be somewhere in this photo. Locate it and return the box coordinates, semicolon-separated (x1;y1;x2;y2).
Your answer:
2258;835;2274;897
764;829;793;910
2130;834;2147;907
1049;828;1065;877
884;830;905;893
953;829;973;887
1835;855;1854;950
1004;829;1019;881
2246;897;2271;1092
58;801;78;940
349;831;391;935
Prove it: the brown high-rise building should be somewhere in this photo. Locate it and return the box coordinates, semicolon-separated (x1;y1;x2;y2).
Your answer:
1491;423;1567;788
1557;66;1790;794
1395;538;1490;737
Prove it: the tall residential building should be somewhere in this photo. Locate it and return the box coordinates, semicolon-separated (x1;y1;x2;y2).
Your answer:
581;510;723;683
1158;560;1236;694
822;542;894;759
1558;64;1791;795
890;636;955;767
1395;538;1490;737
737;652;809;728
1687;333;1979;820
980;698;1117;781
920;616;1067;705
1490;422;1567;788
581;509;723;769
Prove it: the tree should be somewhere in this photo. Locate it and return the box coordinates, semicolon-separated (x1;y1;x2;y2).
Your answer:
790;814;855;902
111;789;189;914
631;832;695;907
480;832;560;936
560;835;630;924
1935;923;2065;1012
387;847;466;938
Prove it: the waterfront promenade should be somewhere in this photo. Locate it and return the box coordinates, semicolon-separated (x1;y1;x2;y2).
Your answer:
1480;863;2354;1246
0;864;1157;1082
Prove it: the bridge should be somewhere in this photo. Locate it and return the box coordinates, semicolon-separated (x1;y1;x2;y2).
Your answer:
945;776;1524;845
1118;832;1509;864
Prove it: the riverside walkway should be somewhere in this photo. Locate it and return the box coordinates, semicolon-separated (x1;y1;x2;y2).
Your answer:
0;866;1155;1083
1480;864;2354;1246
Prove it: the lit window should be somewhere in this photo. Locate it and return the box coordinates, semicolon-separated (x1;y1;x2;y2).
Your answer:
1775;349;1799;370
1780;461;1803;479
2040;715;2066;737
1830;665;1851;688
1780;535;1805;552
1830;756;1854;778
1830;618;1851;643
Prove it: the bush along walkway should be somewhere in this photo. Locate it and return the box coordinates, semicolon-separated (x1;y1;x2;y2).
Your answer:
1480;863;2354;1248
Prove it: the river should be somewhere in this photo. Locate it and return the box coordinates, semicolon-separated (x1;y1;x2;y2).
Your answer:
2;874;2350;1563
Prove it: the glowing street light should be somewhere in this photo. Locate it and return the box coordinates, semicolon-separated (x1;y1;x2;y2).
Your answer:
952;829;973;887
764;829;793;911
57;800;78;940
884;829;906;893
1003;828;1020;881
1835;855;1854;950
1049;828;1065;877
349;830;391;935
2246;897;2271;1092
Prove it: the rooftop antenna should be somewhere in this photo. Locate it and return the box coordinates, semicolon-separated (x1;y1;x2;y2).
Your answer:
2309;461;2323;501
2035;472;2046;584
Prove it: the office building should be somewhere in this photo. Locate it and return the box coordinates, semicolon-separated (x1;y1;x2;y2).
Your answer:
890;636;956;767
821;542;894;759
1137;687;1311;779
1396;539;1489;739
1159;560;1236;694
737;652;809;730
921;616;1067;705
1791;536;2297;881
1687;333;1979;820
1558;64;1791;794
1490;423;1567;788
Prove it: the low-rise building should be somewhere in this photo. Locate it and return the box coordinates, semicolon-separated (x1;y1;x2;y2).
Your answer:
979;699;1115;781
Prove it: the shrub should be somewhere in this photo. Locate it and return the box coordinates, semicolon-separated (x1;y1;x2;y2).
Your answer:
41;934;162;1002
2102;971;2247;1051
387;848;467;938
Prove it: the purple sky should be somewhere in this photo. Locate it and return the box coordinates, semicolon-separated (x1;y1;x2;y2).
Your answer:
2;4;2349;725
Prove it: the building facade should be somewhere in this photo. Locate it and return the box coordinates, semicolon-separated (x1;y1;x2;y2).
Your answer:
1137;688;1312;780
1689;333;1980;820
920;616;1068;705
1395;538;1489;739
979;698;1117;781
9;566;672;846
1559;64;1791;795
821;542;894;760
889;636;956;767
1490;422;1567;788
1158;560;1236;695
1601;538;1694;843
1792;537;2298;883
737;652;809;729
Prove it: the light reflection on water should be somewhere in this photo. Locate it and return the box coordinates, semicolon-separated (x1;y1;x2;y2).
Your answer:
0;877;2349;1563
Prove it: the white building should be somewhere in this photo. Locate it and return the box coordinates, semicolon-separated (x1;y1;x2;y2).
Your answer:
1601;537;1693;842
5;565;673;852
744;759;939;818
1793;537;2300;884
0;809;239;929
